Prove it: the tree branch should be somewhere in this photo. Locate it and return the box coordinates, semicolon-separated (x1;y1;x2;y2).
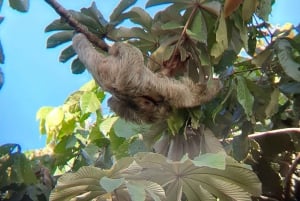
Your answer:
224;128;300;142
248;128;300;139
45;0;109;52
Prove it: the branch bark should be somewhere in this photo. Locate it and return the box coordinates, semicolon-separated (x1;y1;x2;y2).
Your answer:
45;0;109;52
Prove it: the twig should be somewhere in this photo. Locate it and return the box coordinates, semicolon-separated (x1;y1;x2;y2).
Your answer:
45;0;109;51
248;128;300;139
169;6;198;64
283;152;300;200
232;67;262;75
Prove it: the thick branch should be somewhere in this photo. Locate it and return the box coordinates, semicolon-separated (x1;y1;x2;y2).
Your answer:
45;0;109;52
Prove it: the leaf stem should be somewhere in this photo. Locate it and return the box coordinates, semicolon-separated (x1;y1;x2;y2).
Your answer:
232;67;262;75
170;6;198;63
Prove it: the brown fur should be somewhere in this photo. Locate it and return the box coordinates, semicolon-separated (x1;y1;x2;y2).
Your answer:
72;34;221;123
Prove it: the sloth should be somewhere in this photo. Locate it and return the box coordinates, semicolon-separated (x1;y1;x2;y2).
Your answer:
72;33;221;123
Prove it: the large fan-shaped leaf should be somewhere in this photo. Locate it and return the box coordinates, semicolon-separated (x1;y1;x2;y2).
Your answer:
275;39;300;82
100;176;125;193
50;152;260;201
134;152;261;200
50;157;164;201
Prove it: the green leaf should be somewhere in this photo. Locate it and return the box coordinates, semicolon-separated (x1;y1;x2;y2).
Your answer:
211;12;228;58
45;107;64;128
108;27;155;42
236;76;254;118
46;31;73;48
193;152;226;170
265;88;279;118
9;0;29;12
110;0;137;23
36;106;53;120
251;47;272;67
12;154;37;184
134;152;261;200
232;134;249;161
69;10;104;34
126;182;146;201
113;118;140;139
109;131;129;159
200;1;222;16
256;0;272;21
82;143;101;164
65;135;77;149
100;176;125;193
129;139;148;155
275;39;300;82
0;143;21;155
79;80;97;92
99;117;119;135
167;109;186;135
161;21;183;30
49;166;107;201
0;67;4;90
279;82;300;94
242;0;257;21
71;58;86;74
120;7;153;30
37;106;54;134
59;45;76;63
188;10;207;43
81;2;108;29
80;91;100;114
45;19;73;32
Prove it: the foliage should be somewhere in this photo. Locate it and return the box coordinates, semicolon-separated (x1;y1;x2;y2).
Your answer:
50;153;260;201
1;0;300;200
0;143;53;200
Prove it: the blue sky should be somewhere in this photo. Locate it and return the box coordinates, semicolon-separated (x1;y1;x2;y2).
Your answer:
0;0;299;151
